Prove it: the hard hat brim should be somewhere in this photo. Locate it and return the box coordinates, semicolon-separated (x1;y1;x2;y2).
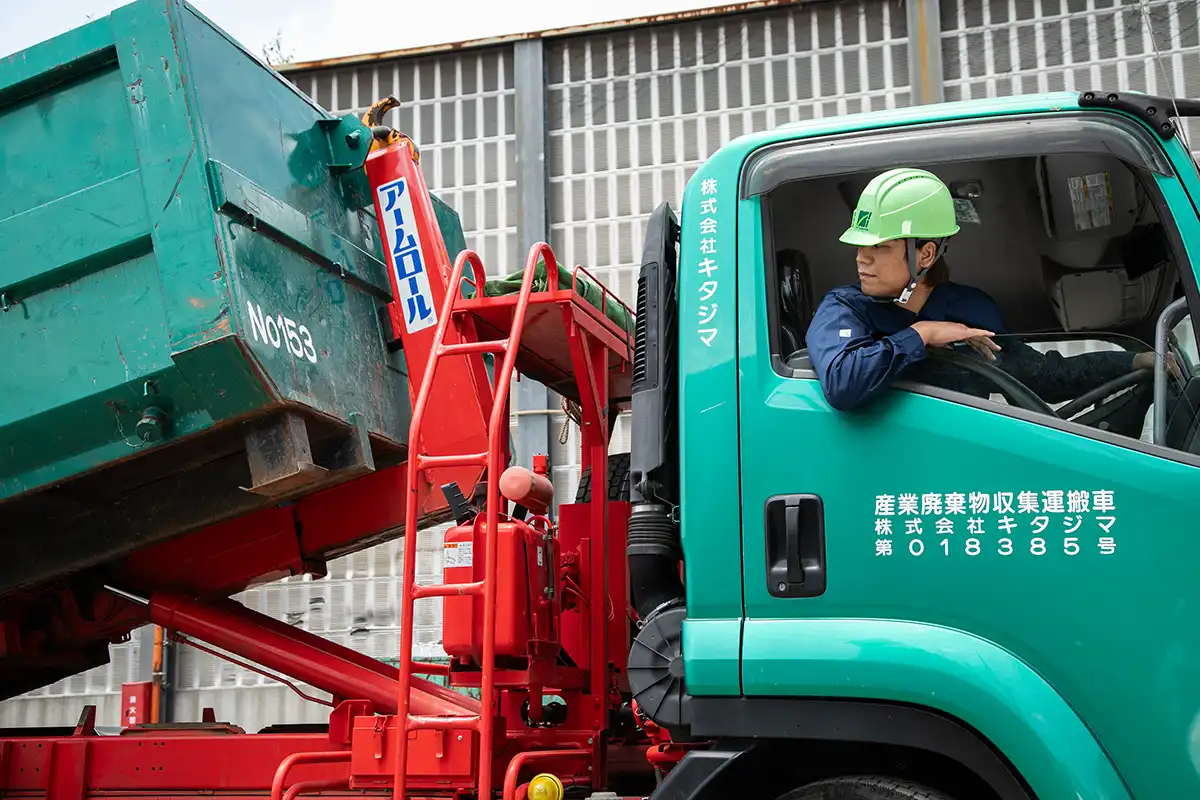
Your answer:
839;224;962;246
839;227;887;246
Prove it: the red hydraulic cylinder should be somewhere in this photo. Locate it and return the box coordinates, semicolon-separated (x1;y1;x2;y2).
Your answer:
148;592;477;717
499;466;554;515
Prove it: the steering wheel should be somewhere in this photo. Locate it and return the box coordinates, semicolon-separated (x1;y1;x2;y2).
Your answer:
1055;368;1152;421
925;347;1057;416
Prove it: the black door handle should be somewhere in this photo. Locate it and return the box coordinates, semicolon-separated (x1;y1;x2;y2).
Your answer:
785;503;801;584
765;494;826;598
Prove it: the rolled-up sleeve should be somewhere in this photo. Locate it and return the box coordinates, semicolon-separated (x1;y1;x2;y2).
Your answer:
806;294;928;410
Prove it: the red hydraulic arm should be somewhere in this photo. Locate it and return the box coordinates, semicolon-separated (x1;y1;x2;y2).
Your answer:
144;591;477;717
364;97;500;510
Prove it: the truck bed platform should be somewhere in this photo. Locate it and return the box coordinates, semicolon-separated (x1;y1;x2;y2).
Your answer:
469;264;635;405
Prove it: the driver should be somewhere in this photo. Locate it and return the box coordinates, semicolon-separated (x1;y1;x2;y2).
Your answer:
806;167;1158;413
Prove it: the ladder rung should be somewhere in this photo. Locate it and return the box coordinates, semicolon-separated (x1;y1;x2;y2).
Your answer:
417;452;488;469
412;581;485;599
407;714;480;732
438;340;508;357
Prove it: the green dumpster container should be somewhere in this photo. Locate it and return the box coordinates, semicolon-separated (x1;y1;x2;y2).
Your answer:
0;0;465;596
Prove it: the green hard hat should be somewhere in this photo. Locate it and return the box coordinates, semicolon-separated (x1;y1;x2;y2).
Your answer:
839;168;960;247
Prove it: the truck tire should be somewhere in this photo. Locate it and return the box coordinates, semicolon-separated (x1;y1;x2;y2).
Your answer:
574;452;631;503
777;776;958;800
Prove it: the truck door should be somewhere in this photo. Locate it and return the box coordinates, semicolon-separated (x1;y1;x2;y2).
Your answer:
732;113;1200;796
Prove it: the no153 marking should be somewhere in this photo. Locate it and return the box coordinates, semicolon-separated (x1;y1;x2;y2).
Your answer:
247;300;318;364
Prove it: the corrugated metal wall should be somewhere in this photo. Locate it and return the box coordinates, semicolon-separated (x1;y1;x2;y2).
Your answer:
4;0;1197;729
940;0;1200;142
546;0;909;318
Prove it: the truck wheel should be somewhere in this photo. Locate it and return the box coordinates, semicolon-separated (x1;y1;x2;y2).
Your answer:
778;776;958;800
574;452;630;503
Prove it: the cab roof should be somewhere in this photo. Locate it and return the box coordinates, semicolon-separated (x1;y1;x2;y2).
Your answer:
694;93;1090;182
771;92;1084;139
691;90;1194;199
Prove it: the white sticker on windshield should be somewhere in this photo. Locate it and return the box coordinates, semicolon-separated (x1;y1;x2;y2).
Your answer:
1067;172;1114;231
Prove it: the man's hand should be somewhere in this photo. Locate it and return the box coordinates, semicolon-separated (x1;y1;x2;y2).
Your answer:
911;321;1001;361
1132;350;1182;379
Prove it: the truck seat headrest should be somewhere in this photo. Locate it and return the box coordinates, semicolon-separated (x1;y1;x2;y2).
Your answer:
1044;259;1160;332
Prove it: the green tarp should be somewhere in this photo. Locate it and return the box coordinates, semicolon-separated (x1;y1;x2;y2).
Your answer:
480;260;635;336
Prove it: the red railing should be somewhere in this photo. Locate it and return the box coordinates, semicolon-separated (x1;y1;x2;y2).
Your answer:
393;242;566;800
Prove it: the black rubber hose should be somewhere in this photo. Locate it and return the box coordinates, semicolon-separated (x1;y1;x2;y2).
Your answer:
629;554;684;621
627;504;684;621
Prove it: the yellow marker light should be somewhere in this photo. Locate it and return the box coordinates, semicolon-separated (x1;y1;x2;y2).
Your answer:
527;773;564;800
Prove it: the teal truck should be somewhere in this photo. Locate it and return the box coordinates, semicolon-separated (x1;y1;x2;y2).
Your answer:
626;91;1200;799
4;2;1200;798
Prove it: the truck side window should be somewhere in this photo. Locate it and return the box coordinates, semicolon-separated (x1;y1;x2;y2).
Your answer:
763;151;1200;462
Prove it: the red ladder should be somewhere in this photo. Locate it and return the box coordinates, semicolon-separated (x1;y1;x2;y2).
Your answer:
392;243;556;800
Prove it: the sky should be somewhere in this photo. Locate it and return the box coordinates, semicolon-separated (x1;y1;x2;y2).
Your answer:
1;0;729;65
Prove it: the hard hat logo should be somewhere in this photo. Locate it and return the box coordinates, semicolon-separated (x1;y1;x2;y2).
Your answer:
854;210;873;230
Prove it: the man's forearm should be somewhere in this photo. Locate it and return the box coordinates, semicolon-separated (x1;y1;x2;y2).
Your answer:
814;327;927;410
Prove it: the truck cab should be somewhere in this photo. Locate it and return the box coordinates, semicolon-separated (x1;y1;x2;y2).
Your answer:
631;92;1200;799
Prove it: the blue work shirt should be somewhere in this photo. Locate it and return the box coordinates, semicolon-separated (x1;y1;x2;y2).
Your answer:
807;281;1008;410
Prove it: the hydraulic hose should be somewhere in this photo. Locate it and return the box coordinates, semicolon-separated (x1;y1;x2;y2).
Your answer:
627;503;684;622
